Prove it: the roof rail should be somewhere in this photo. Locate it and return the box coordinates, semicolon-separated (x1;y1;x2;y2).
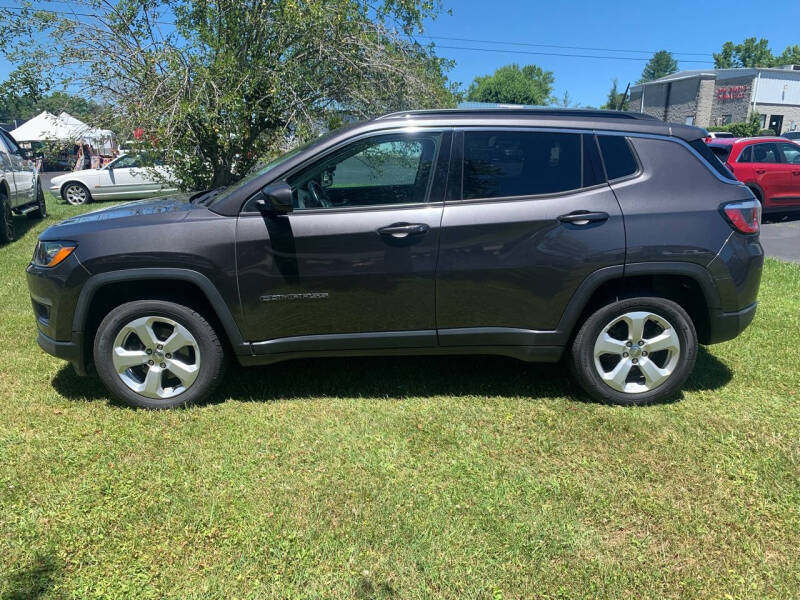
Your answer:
375;108;660;121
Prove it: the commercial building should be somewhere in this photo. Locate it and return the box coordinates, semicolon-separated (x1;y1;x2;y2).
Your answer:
630;66;800;134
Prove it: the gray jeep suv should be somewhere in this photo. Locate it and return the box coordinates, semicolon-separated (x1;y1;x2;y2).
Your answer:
26;109;763;408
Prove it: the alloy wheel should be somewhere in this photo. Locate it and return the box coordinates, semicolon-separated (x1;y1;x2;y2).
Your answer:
592;311;681;394
112;315;201;399
64;184;88;205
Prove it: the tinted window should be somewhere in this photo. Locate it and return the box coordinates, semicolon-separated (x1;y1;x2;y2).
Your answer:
0;131;21;156
737;146;752;163
289;132;441;210
463;131;581;199
689;139;737;180
779;143;800;165
751;143;779;164
597;135;638;180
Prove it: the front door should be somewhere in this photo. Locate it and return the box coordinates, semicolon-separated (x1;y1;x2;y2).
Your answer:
436;130;625;345
769;114;784;136
236;130;450;353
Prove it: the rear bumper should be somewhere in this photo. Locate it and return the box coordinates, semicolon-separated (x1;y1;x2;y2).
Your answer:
37;331;87;375
706;302;757;345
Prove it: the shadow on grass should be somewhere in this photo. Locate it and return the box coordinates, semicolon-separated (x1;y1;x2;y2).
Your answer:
52;346;732;408
0;552;60;600
8;213;42;243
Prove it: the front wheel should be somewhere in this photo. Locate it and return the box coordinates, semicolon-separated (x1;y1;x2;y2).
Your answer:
93;300;227;409
570;297;697;406
62;182;91;205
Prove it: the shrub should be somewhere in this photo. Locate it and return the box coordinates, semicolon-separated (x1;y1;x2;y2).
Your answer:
758;129;776;136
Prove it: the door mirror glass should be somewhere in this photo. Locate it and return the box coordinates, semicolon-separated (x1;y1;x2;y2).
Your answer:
258;182;294;214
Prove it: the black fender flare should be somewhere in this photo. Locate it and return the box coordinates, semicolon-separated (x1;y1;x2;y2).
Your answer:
551;262;721;344
72;268;248;353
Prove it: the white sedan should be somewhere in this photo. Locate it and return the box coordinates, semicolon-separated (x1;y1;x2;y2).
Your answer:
50;154;177;205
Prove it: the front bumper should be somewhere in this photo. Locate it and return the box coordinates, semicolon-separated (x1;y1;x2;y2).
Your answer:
37;330;87;375
706;302;758;345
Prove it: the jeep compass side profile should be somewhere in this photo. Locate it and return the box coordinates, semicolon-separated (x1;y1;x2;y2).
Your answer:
27;109;763;408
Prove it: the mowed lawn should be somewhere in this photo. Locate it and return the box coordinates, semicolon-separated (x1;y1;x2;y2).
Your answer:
1;195;799;600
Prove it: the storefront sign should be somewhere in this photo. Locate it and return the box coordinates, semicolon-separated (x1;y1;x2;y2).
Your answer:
717;85;749;101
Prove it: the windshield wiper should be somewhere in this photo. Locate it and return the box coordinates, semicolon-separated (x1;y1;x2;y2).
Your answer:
190;186;226;205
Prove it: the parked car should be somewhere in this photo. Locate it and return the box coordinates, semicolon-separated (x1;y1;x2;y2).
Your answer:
0;128;47;243
707;136;800;213
704;131;735;143
49;153;177;205
27;108;763;409
781;131;800;141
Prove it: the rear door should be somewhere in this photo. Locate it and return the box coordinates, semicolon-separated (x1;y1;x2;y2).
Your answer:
748;142;783;206
236;129;450;351
436;129;625;346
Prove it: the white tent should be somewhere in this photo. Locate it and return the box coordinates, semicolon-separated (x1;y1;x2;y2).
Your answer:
10;111;115;150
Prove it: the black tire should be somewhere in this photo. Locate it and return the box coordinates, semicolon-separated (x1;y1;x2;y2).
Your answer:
570;297;698;406
28;181;47;219
62;181;91;206
93;300;227;409
0;192;13;244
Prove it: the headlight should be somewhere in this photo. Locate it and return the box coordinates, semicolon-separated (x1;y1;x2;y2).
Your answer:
32;241;77;268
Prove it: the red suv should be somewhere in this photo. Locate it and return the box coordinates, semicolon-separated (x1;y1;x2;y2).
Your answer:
708;137;800;213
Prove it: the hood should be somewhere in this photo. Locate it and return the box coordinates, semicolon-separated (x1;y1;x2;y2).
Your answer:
40;194;197;239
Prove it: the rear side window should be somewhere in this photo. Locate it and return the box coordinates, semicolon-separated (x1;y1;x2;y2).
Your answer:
751;143;779;164
688;139;737;181
462;131;581;199
737;146;752;163
597;135;638;180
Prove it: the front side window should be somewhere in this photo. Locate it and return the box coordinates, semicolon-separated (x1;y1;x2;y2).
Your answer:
110;154;142;169
462;131;582;200
288;132;441;210
779;143;800;165
751;143;779;164
0;131;22;156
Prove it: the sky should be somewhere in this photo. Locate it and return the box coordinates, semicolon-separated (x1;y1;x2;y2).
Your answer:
421;0;800;107
1;0;799;108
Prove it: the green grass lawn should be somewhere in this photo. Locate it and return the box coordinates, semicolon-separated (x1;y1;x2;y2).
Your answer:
1;195;799;599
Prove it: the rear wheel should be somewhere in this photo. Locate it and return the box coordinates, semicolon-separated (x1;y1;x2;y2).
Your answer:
28;182;47;219
93;300;227;409
570;297;697;406
0;192;13;244
62;182;91;205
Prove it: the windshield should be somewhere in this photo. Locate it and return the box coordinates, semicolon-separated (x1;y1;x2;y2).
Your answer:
209;130;343;206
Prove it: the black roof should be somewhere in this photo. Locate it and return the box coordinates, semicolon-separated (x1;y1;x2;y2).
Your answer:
371;107;705;142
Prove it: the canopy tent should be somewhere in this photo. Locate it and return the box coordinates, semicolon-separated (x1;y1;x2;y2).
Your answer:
10;111;115;150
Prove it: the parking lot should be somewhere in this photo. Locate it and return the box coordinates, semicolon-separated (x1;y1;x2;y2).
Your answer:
762;214;800;263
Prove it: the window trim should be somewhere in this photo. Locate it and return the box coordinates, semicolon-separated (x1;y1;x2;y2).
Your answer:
746;142;781;165
451;126;596;204
241;127;450;214
736;145;752;163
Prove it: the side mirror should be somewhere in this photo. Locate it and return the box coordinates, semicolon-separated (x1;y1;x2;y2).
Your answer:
257;182;293;214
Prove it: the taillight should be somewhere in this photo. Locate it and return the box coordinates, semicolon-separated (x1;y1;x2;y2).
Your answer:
722;200;761;234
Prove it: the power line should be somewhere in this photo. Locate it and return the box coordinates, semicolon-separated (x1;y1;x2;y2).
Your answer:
433;44;713;64
421;34;713;58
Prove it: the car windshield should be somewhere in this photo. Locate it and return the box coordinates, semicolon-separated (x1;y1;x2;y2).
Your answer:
208;129;345;207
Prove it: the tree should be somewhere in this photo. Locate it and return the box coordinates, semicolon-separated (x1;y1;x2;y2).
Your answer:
601;79;629;111
551;90;579;108
639;50;678;83
713;38;774;68
466;64;554;106
0;0;457;190
776;45;800;66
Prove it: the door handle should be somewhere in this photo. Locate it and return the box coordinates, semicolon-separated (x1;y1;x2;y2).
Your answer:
755;168;766;174
793;171;800;176
378;223;430;238
557;211;609;225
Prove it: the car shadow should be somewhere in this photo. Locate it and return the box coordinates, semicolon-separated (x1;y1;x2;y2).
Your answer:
0;552;60;600
51;346;732;408
7;214;42;243
763;211;800;224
